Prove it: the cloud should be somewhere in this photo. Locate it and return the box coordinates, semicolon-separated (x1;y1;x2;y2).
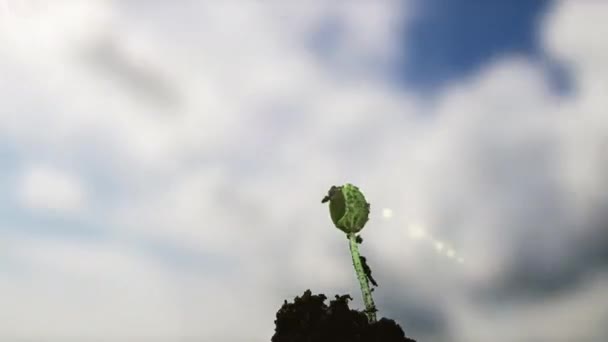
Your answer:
450;272;608;342
0;232;284;342
1;234;183;340
542;1;608;72
16;164;86;215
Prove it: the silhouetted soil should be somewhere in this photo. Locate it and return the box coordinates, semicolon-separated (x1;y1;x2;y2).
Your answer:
272;290;416;342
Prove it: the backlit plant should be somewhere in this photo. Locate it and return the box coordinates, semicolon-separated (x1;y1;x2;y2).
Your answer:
322;183;378;323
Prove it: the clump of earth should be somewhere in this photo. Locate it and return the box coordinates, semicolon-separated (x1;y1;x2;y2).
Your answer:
271;289;416;342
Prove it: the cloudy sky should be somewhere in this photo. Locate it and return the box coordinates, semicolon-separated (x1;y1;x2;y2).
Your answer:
1;1;607;341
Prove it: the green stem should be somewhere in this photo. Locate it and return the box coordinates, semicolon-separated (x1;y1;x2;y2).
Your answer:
347;232;377;323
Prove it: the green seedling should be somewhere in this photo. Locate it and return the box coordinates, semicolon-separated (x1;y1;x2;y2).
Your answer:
322;183;378;323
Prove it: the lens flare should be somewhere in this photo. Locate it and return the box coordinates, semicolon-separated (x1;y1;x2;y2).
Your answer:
408;224;427;240
382;208;393;219
391;214;465;265
434;241;444;251
446;249;455;258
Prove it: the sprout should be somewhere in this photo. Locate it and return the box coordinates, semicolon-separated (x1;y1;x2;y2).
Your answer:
322;183;377;323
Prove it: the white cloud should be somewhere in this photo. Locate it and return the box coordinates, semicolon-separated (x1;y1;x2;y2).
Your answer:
1;235;178;339
17;164;86;214
542;1;608;73
0;233;285;342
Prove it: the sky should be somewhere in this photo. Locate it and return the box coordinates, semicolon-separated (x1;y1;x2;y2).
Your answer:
0;1;607;341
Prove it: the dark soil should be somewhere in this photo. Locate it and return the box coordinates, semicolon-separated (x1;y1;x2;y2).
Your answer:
271;289;416;342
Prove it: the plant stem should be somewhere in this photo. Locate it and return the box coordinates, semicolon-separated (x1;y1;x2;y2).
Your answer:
347;232;377;323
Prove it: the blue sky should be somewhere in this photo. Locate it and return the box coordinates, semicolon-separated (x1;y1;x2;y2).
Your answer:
397;0;552;88
1;1;608;342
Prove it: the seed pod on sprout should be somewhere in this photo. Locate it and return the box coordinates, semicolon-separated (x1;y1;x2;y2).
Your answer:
321;183;370;234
